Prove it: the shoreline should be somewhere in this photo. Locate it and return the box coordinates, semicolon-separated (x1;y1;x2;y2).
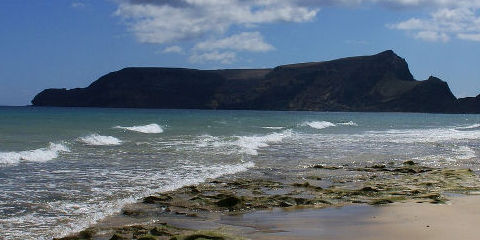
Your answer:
55;162;480;240
55;195;480;240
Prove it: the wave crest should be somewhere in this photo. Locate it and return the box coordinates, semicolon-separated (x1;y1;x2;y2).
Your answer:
304;121;336;129
235;130;292;155
261;126;285;130
0;143;69;165
79;134;122;146
115;123;163;134
456;124;480;130
337;121;358;126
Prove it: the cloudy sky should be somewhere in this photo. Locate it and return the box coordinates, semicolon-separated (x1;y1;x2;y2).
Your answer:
1;0;480;105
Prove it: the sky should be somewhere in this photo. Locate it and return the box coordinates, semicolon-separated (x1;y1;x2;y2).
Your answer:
1;0;480;106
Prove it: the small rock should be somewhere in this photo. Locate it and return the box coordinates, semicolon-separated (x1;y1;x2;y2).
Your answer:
216;195;242;208
403;160;416;166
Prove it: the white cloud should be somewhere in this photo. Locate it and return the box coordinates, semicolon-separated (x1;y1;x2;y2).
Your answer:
162;46;184;54
457;33;480;41
194;32;274;52
115;0;318;45
389;7;480;42
375;0;480;9
415;31;449;42
113;0;480;63
189;51;237;64
71;1;86;8
114;0;321;63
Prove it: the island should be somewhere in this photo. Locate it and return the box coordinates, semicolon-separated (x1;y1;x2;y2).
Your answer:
32;50;480;113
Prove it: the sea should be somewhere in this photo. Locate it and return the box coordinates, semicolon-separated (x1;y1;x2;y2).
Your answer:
0;106;479;239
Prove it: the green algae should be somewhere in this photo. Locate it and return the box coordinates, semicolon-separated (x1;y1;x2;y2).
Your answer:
138;163;480;215
171;230;238;240
57;162;480;240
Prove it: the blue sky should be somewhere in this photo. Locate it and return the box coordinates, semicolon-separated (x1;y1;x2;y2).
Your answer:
1;0;480;106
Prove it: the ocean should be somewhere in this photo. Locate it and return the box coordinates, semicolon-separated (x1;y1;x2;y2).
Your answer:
0;106;479;239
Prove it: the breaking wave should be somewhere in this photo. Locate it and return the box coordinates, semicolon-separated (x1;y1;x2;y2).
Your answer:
337;121;358;126
26;161;255;240
235;130;292;155
261;126;285;130
0;143;69;165
78;134;122;146
456;124;480;130
115;123;163;134
193;130;293;156
304;121;336;129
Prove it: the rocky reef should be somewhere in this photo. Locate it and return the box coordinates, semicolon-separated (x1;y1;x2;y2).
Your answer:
55;161;480;240
32;50;480;113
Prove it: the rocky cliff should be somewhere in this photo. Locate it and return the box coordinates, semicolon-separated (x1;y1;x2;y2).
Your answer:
32;50;480;113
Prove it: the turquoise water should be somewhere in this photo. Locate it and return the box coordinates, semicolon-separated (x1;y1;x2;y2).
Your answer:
1;107;479;239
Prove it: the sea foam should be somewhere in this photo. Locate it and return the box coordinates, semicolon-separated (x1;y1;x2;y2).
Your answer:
452;146;477;160
41;161;254;240
79;134;122;146
261;126;285;130
337;121;358;126
194;130;293;156
304;121;336;129
364;127;480;144
234;130;292;155
456;124;480;130
0;143;69;165
115;123;164;134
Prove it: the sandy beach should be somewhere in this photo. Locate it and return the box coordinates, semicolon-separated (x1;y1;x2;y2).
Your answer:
56;162;480;240
58;195;480;240
223;195;480;240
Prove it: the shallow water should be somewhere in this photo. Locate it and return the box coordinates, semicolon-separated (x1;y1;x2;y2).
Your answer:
0;107;479;239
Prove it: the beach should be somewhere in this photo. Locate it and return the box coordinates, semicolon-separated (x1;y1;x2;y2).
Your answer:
1;108;480;239
57;162;480;240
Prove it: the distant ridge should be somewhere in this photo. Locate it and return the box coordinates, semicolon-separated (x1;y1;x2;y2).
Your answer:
32;50;480;113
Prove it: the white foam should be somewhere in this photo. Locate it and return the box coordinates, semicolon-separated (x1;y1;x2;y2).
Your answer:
337;121;358;126
452;146;476;160
261;126;285;130
115;123;163;134
78;134;122;146
0;143;69;165
414;145;476;164
196;135;225;148
234;130;292;155
41;161;255;240
456;124;480;130
304;121;336;129
362;127;480;144
192;131;293;156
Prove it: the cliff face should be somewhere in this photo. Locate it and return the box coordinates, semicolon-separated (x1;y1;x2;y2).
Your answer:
456;95;480;114
32;50;479;113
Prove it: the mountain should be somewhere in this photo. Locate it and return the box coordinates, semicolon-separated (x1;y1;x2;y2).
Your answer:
31;50;480;113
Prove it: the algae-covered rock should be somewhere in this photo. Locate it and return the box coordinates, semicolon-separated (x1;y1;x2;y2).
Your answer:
403;160;416;166
137;234;158;240
55;162;480;240
53;228;96;240
109;233;129;240
144;194;173;204
215;195;242;208
371;199;394;205
171;230;238;240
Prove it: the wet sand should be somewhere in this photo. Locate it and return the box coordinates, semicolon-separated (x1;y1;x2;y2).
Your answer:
56;163;480;240
86;195;480;240
223;195;480;240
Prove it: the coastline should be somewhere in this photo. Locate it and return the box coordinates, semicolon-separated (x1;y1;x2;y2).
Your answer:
55;162;480;240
